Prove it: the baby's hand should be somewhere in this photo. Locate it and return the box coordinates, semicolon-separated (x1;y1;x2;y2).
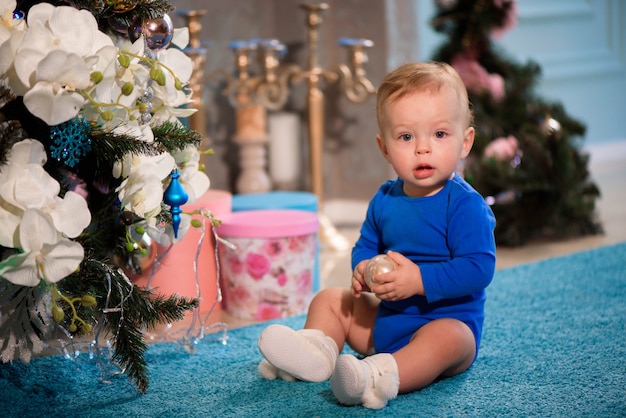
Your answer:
351;260;370;297
369;251;424;301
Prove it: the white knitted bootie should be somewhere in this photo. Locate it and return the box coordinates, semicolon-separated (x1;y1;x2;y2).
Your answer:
330;353;399;409
257;324;339;382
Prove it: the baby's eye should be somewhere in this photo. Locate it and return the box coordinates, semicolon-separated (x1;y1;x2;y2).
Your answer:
435;131;446;139
400;133;412;141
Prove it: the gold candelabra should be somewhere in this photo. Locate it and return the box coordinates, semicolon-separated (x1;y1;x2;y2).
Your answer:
224;4;374;199
182;3;376;250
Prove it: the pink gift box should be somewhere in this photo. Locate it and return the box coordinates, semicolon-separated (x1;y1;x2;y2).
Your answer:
217;209;319;320
132;190;232;313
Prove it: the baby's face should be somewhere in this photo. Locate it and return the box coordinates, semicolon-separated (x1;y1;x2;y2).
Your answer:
376;85;474;198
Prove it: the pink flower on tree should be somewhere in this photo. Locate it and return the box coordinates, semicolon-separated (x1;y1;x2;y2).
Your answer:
484;135;519;161
491;0;518;40
451;53;505;101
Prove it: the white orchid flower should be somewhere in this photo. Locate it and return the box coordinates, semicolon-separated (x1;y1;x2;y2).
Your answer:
0;163;60;209
48;191;91;239
0;209;84;286
86;45;120;103
115;153;175;219
0;139;55;246
4;137;47;165
93;38;148;112
11;4;110;89
150;48;196;124
1;0;17;23
172;146;210;204
3;4;114;122
22;49;92;125
142;213;192;246
0;203;20;248
171;27;190;50
0;0;25;45
25;4;112;57
0;139;91;245
0;29;27;92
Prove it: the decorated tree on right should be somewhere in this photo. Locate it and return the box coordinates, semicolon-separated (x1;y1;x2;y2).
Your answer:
430;0;602;246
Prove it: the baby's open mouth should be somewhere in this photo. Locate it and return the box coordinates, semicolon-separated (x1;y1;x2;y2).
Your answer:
414;164;435;178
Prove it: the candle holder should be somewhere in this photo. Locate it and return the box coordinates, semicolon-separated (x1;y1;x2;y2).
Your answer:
209;3;376;250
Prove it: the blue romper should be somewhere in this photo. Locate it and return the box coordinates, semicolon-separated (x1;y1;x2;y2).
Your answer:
352;174;496;357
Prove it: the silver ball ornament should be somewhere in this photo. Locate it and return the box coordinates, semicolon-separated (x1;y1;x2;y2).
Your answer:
127;14;174;51
128;233;157;275
541;115;562;140
364;254;396;287
143;14;174;51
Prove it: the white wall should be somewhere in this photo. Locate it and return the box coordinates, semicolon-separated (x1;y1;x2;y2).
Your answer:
406;0;626;145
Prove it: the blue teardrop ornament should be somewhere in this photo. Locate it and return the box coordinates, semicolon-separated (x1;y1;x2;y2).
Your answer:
163;169;188;238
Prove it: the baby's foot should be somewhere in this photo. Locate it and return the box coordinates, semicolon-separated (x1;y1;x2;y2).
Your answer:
330;353;399;409
257;324;338;382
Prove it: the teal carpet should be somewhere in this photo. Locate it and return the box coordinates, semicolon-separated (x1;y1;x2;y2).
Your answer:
1;242;625;417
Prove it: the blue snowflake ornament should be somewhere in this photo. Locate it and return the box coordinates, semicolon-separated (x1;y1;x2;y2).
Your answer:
50;118;92;167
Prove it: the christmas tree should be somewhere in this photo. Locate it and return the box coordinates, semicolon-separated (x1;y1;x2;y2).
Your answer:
430;0;602;246
0;0;214;392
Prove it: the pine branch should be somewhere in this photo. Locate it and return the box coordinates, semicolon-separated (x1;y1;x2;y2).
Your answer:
153;121;203;153
106;279;198;393
58;259;198;393
0;282;53;363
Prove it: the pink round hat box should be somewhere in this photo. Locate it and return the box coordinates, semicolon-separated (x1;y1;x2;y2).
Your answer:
216;209;319;320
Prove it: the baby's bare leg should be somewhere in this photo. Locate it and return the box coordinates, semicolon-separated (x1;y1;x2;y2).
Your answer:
304;287;379;355
393;318;476;393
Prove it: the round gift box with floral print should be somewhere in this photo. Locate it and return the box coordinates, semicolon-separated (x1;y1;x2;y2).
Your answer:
216;210;318;320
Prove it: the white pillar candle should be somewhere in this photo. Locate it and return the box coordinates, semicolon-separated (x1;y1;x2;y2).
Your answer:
268;112;301;189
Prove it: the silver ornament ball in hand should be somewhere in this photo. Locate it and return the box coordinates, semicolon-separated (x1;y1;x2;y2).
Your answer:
364;254;396;287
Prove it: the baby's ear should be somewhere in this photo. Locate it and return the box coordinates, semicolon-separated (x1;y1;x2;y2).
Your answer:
376;134;390;161
461;127;475;158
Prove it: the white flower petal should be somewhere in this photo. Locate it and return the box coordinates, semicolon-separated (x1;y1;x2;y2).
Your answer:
0;205;20;248
36;50;91;88
23;81;84;125
171;27;189;50
25;3;55;27
0;252;40;287
19;208;57;252
51;191;91;238
158;48;193;82
48;6;99;56
12;45;46;89
181;170;210;204
8;139;47;166
39;239;84;283
0;29;25;76
0;164;58;209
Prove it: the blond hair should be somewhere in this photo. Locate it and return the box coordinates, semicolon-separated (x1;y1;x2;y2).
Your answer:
376;62;473;131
